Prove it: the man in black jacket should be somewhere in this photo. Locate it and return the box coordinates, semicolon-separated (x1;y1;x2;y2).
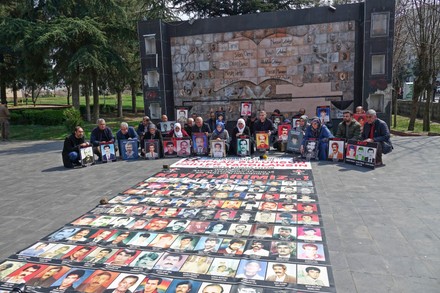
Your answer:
62;126;90;168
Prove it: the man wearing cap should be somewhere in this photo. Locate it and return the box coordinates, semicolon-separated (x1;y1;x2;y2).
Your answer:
361;109;392;166
336;110;361;140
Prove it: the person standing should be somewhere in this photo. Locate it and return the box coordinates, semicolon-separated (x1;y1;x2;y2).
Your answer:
0;101;10;141
62;126;91;168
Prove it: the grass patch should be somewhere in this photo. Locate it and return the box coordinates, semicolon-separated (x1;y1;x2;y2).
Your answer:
391;115;440;133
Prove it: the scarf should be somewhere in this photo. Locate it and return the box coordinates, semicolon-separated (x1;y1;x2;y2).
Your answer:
237;119;246;134
214;122;225;135
174;123;183;138
310;118;322;138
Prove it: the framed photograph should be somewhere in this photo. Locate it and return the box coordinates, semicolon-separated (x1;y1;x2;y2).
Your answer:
271;115;282;128
176;138;191;157
100;143;117;163
316;106;330;123
327;138;345;162
144;139;160;160
255;131;270;150
353;114;366;132
216;111;226;124
121;140;138;160
176;108;188;123
240;102;252;116
163;139;177;157
211;140;226;158
80;146;95;166
303;139;319;160
286;130;303;153
345;140;378;169
237;136;250;156
159;121;175;133
371;12;389;38
292;118;300;129
278;124;291;142
192;133;208;155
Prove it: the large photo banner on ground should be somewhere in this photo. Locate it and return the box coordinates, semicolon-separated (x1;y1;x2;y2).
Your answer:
0;158;335;293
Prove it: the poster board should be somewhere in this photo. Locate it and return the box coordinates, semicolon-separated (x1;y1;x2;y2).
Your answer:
270;114;282;129
159;121;176;134
327;138;345;162
144;139;160;160
353;114;366;132
120;140;139;160
176;138;192;157
216;111;226;124
278;124;291;142
192;133;208;156
286;130;303;153
176;108;188;124
236;136;250;156
211;140;226;158
316;106;330;123
255;132;270;151
240;102;252;116
163;139;177;157
80;146;95;166
345;140;378;169
303;139;319;160
100;143;117;163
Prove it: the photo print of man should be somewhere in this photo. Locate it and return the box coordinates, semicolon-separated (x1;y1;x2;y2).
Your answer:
100;144;116;162
176;108;188;123
192;133;208;155
121;140;138;160
80;146;95;166
237;137;250;156
176;139;191;157
255;132;269;150
278;124;291;142
327;139;344;161
144;140;159;160
163;139;176;157
211;140;225;158
240;102;252;116
316;106;330;124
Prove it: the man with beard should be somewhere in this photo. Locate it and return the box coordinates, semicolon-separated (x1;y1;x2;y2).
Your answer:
27;266;62;287
77;272;112;293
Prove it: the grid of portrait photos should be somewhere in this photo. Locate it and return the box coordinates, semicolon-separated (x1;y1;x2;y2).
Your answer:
0;158;335;293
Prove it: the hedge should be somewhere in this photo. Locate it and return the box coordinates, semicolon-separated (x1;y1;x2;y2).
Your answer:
10;109;65;126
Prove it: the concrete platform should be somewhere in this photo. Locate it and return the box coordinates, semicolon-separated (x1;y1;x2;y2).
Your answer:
0;137;439;292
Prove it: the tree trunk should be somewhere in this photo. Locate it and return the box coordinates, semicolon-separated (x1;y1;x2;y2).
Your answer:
423;87;432;132
131;85;137;114
392;87;397;128
12;83;18;106
71;76;80;109
92;73;100;121
0;81;6;104
408;77;425;131
84;83;91;122
117;90;123;118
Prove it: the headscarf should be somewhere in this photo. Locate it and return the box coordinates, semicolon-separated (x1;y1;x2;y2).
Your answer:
174;122;183;138
214;122;225;135
236;118;246;134
310;117;322;138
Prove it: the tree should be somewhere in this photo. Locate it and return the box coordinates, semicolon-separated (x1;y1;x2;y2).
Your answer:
172;0;320;18
401;0;440;131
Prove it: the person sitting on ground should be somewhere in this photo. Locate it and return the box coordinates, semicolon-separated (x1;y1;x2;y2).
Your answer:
116;122;138;154
90;118;116;160
301;117;334;160
192;116;211;136
335;110;361;141
136;116;152;139
141;124;163;157
361;109;393;166
167;122;189;138
230;118;253;155
210;122;230;152
184;117;194;137
253;110;275;136
62;126;91;168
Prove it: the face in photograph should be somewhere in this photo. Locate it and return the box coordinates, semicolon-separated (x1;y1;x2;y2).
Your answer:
153;253;187;271
48;228;80;241
131;252;161;269
227;224;251;237
235;260;267;280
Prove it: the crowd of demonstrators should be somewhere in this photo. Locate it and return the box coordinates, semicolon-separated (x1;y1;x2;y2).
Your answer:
61;105;392;167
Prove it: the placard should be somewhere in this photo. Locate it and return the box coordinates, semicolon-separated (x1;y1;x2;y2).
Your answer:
216;111;226;124
211;140;226;158
192;133;208;156
159;121;176;133
236;136;250;156
144;139;160;160
286;130;303;153
278;125;291;142
270;115;282;129
120;140;139;160
80;146;95;166
100;144;117;163
176;108;188;124
353;114;366;132
240;102;252;116
345;139;378;169
176;138;191;157
303;139;319;160
255;132;270;151
327;138;345;162
316;106;330;124
163;139;177;157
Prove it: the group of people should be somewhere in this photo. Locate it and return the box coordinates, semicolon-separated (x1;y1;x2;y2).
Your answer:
62;105;392;168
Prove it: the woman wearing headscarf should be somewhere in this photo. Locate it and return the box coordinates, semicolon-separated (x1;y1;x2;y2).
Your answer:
230;118;253;155
301;117;334;160
167;122;189;138
210;121;230;153
142;124;163;157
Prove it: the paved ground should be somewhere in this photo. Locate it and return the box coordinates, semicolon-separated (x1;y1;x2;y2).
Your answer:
0;137;439;292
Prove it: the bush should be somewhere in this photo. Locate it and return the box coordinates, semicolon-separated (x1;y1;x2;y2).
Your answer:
10;109;65;126
63;108;83;132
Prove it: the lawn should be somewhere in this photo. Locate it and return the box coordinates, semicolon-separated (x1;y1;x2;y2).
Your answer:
391;115;440;134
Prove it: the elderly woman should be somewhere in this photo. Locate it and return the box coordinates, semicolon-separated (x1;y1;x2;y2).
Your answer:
301;117;334;160
210;122;230;152
230;118;253;155
167;122;189;138
141;124;163;157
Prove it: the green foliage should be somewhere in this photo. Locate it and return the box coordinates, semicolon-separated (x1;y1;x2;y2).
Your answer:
10;109;65;126
63;108;83;132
